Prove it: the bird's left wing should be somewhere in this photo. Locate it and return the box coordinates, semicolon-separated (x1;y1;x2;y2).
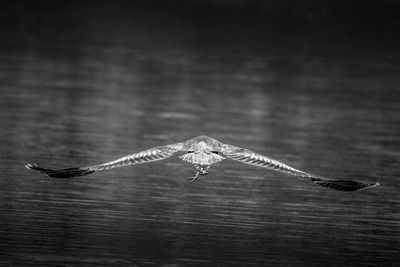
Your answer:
25;143;183;178
221;144;380;191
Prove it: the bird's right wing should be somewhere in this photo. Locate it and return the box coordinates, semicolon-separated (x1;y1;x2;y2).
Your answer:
25;143;183;178
221;144;380;191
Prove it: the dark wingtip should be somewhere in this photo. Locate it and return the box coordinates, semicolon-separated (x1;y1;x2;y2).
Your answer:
25;163;46;172
25;163;95;178
357;181;380;191
313;179;381;192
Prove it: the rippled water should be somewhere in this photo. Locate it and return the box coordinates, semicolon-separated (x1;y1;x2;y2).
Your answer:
0;46;399;266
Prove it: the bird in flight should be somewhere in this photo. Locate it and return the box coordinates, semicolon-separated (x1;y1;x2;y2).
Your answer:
25;135;380;191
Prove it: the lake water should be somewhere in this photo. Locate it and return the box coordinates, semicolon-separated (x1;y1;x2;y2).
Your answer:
0;45;399;266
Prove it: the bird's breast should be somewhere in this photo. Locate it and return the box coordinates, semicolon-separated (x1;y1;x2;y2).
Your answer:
179;152;225;165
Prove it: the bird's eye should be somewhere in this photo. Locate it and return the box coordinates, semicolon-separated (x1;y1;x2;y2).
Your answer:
211;151;219;154
188;151;194;153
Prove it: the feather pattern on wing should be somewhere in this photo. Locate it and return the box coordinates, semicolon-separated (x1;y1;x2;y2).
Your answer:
221;144;380;191
25;144;182;178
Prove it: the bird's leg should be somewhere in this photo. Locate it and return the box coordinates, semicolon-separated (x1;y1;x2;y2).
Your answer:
187;164;210;182
189;164;210;182
195;164;210;175
188;171;200;182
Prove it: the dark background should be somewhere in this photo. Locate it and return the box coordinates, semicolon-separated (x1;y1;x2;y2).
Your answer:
1;0;399;62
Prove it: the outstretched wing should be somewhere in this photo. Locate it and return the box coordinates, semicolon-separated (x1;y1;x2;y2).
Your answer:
25;143;183;178
221;144;380;191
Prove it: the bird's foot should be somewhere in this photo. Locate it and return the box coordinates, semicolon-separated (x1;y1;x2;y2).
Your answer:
194;164;210;174
188;171;199;182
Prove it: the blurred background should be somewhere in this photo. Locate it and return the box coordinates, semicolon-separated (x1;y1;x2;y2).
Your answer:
0;0;399;266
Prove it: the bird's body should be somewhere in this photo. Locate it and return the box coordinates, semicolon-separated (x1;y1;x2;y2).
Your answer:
26;135;380;191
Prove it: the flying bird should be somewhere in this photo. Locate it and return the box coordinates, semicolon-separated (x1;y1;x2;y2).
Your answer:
25;135;380;191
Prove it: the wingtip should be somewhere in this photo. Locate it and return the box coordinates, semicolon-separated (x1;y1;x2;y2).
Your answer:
25;162;96;178
25;163;37;170
370;181;380;188
357;181;380;191
368;181;380;188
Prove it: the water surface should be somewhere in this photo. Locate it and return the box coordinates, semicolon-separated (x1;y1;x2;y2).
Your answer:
0;46;398;266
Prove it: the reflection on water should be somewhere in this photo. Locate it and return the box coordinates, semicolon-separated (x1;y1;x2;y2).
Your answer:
0;46;399;266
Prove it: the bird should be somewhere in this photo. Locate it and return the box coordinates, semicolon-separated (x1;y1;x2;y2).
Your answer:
25;135;380;191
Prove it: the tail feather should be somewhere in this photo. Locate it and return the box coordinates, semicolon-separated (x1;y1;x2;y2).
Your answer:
25;163;95;178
